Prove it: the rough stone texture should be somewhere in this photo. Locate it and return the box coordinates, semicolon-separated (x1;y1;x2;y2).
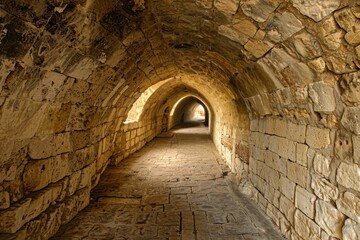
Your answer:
311;175;339;202
354;135;360;164
294;210;321;240
295;185;316;218
336;191;360;223
266;12;304;43
0;0;359;239
343;219;360;240
306;126;330;149
336;162;360;192
291;0;341;22
341;107;360;135
240;0;280;23
309;81;336;113
315;200;346;238
313;153;331;178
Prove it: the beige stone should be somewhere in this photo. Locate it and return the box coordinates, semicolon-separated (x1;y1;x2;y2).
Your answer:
341;107;360;135
28;133;71;159
287;122;306;143
311;175;339;202
0;191;10;209
315;200;346;238
343;218;360;240
295;185;316;218
313;153;331;178
336;162;360;192
296;143;308;167
244;39;273;58
218;25;249;45
214;0;240;15
291;0;340;22
308;57;326;73
306;126;330;149
287;161;307;188
280;195;296;224
240;0;280;23
266;12;303;43
294;210;321;240
293;32;322;59
336;191;360;224
280;176;296;202
353;135;360;164
334;8;357;32
309;82;336;113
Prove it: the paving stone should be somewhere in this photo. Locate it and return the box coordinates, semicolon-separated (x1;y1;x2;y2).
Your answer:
51;124;284;240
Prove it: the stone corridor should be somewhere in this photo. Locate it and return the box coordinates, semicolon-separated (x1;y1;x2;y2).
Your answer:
52;123;283;240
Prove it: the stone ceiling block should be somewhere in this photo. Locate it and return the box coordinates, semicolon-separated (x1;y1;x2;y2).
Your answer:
240;0;280;23
291;0;341;22
266;12;303;43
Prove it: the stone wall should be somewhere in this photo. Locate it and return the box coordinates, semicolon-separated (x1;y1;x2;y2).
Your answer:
234;117;360;240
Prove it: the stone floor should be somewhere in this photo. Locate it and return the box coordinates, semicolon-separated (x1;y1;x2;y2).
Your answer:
52;123;284;240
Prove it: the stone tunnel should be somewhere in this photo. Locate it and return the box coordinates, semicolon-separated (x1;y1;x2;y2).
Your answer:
0;0;359;239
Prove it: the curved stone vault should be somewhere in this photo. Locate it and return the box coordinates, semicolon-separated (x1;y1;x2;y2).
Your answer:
0;0;359;239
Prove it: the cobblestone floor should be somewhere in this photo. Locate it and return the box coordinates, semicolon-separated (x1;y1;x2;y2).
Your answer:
52;123;284;240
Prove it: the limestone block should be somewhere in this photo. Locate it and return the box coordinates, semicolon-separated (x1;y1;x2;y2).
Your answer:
79;165;92;189
306;126;330;149
0;183;61;233
334;130;353;162
334;8;357;32
232;19;258;38
63;55;98;80
313;153;331;178
287;161;307;188
68;146;96;172
341;107;360;135
28;133;71;159
337;191;360;224
280;176;296;201
315;200;345;238
311;175;339;202
336;162;360;192
309;82;336;113
340;72;360;105
244;39;273;58
287;122;306;143
240;0;280;22
250;118;259;131
296;143;308;167
218;25;249;45
293;32;322;59
67;170;81;196
248;94;272;116
214;0;240;15
291;0;341;22
294;210;321;240
345;30;360;46
24;154;70;192
343;218;360;240
280;195;296;224
308;57;326;73
323;31;343;50
295;185;316;218
66;105;96;131
353;135;360;164
266;12;303;43
0;191;10;209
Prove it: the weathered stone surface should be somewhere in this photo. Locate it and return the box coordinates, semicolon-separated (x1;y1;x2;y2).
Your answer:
296;143;308;167
337;191;360;223
315;200;346;238
295;185;316;218
240;0;280;23
28;133;71;159
306;126;330;149
287;161;307;188
294;210;321;240
308;57;326;73
291;0;341;22
245;39;273;58
24;154;70;192
280;176;296;201
343;218;360;240
334;8;357;32
334;130;353;162
280;195;296;224
293;32;322;59
0;191;10;209
218;25;249;45
313;153;331;178
232;19;258;38
214;0;240;15
311;175;339;202
337;162;360;192
340;72;360;105
266;12;303;43
309;82;336;113
341;106;360;135
353;135;360;164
